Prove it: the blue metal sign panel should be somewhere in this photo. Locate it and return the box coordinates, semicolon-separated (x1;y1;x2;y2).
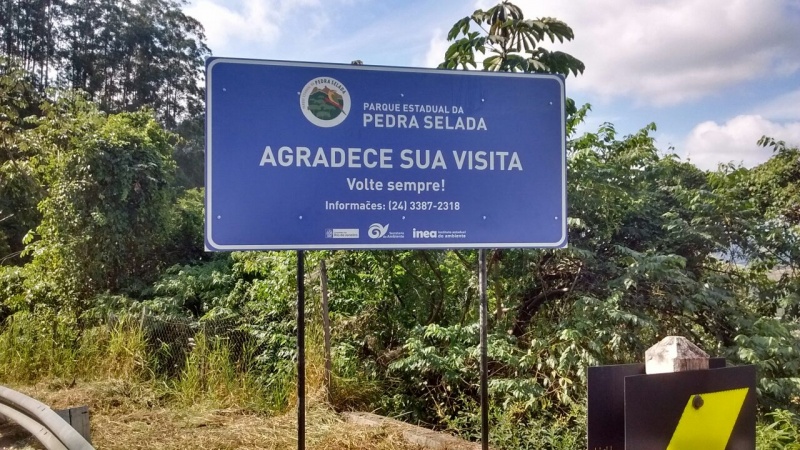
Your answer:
205;58;566;250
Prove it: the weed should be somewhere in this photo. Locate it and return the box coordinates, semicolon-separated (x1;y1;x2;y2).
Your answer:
758;409;800;449
172;332;271;411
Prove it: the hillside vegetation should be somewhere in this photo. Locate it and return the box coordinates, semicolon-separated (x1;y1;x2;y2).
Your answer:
1;1;799;448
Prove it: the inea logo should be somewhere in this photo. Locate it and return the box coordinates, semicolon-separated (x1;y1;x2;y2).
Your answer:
412;228;437;239
368;223;389;239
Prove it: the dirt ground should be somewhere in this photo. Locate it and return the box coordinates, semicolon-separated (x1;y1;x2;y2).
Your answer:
1;380;421;450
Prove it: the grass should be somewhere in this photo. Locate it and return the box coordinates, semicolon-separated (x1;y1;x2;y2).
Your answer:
0;313;423;449
8;380;422;450
171;333;265;409
3;314;798;448
0;311;150;384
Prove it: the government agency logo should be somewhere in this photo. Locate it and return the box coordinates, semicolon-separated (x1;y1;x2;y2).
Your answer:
300;77;351;127
367;223;404;239
368;223;389;239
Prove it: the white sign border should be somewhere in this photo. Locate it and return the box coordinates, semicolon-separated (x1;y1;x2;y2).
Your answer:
205;58;567;251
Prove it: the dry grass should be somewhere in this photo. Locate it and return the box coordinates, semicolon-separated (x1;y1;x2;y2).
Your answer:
4;380;422;450
0;316;426;449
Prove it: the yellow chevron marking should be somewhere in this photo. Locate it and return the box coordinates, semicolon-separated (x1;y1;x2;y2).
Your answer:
667;387;749;450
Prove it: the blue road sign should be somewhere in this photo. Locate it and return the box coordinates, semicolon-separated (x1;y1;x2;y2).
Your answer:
205;58;566;250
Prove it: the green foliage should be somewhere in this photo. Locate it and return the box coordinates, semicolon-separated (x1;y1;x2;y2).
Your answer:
328;341;383;411
172;332;271;411
22;96;177;309
0;265;26;311
226;251;304;407
755;136;800;222
164;188;208;265
384;321;593;448
734;318;800;411
440;1;585;77
0;308;283;415
384;323;479;422
384;320;592;425
0;1;58;85
0;58;43;264
748;138;800;277
757;410;800;449
0;308;149;384
172;115;205;189
0;307;79;382
1;1;799;445
324;250;477;343
477;403;585;450
146;257;235;317
0;0;210;129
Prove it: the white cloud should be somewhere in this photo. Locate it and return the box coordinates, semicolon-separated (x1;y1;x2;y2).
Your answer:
185;0;460;65
684;115;800;170
280;3;464;67
468;0;800;106
185;0;321;54
755;89;800;121
421;29;448;68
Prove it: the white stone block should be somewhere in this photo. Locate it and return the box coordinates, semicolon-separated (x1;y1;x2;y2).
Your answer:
645;336;709;374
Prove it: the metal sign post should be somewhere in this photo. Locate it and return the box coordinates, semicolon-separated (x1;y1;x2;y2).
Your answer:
297;250;305;450
479;249;489;449
205;58;567;449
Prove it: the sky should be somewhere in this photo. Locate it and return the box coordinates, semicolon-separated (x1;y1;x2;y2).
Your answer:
185;0;800;170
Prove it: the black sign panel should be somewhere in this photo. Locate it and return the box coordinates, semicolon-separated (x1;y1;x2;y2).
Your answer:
624;365;756;450
587;358;728;450
588;363;645;450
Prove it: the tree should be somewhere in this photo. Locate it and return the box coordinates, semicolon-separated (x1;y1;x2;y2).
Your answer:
0;0;60;88
22;94;177;311
0;57;43;264
0;0;210;130
434;1;586;339
751;137;800;226
58;0;209;129
61;0;210;189
439;1;585;77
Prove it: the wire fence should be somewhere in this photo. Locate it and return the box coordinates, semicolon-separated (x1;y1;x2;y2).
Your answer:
124;313;254;377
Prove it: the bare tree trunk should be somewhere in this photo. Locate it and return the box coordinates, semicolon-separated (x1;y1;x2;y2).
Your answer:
490;250;504;323
319;260;332;401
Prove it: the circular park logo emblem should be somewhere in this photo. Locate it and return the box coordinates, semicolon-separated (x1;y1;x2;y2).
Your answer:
300;77;351;127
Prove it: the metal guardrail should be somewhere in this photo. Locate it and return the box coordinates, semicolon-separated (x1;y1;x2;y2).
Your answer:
0;385;94;450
